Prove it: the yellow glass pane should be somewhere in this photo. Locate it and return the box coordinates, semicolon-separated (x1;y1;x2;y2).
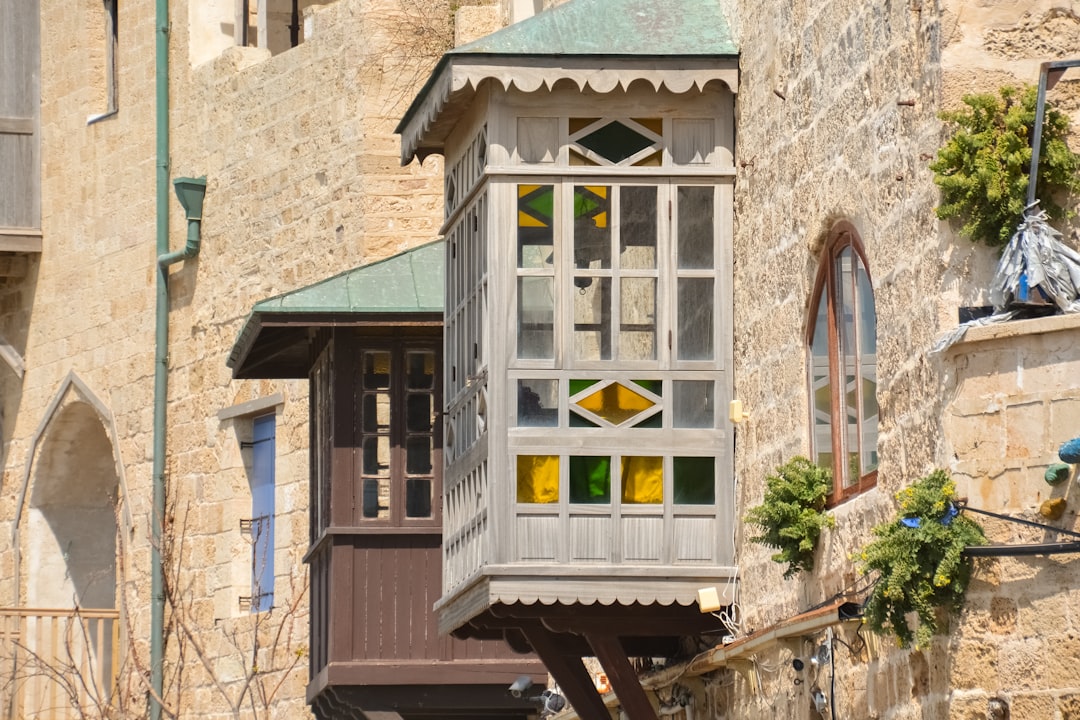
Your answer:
517;455;559;503
584;185;609;200
519;211;548;228
622;456;663;504
519;184;542;197
575;382;655;426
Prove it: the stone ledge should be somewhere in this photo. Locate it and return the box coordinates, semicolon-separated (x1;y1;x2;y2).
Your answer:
951;312;1080;348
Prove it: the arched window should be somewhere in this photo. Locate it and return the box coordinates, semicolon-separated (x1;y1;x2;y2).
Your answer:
807;224;878;504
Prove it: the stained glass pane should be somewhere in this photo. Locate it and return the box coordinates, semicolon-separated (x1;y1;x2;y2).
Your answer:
573;277;611;360
577;120;655;164
575;382;656;426
518;184;554;269
517;455;559;503
678;278;714;360
620;187;657;269
518;276;554;359
678;186;714;269
570;456;611;503
405;479;432;518
569;379;600;395
622;456;663;504
574;185;611;270
673;457;715;504
620;277;656;361
674;381;714;428
518;379;558;427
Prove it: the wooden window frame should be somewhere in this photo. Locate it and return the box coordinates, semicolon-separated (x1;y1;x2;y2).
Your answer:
807;223;878;506
355;336;443;530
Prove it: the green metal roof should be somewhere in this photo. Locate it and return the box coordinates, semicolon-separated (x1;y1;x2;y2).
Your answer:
397;0;739;162
250;240;443;315
227;241;444;378
452;0;737;56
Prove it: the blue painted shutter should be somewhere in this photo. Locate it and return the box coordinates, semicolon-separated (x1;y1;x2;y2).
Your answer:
251;414;276;611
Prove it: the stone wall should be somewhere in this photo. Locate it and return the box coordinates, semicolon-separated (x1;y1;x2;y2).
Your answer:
722;0;1080;717
0;0;456;717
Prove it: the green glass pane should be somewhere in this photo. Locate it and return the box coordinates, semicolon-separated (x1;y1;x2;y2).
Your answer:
518;184;554;269
569;410;600;428
673;457;715;504
569;379;600;395
632;380;662;396
632;413;662;429
570;456;611;503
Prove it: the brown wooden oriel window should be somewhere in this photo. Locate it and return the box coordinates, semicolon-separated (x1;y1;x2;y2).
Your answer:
807;223;879;504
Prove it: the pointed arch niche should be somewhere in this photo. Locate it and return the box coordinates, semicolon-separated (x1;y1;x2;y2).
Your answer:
13;372;130;610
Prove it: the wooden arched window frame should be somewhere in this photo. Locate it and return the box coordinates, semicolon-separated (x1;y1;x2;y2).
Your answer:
807;224;879;504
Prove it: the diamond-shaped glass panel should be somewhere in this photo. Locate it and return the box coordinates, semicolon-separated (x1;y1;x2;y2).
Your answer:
577;121;655;164
574;382;655;426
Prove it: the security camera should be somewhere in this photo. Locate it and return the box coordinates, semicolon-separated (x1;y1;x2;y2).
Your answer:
509;675;533;698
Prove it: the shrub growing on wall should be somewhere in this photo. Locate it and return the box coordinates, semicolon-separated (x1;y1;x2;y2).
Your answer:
746;457;834;578
930;85;1080;248
859;470;986;648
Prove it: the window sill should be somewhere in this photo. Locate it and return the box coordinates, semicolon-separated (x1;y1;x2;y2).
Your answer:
949;312;1080;349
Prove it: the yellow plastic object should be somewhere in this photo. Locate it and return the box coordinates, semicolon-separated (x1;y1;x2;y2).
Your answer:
517;455;559;503
622;456;663;504
575;382;655;426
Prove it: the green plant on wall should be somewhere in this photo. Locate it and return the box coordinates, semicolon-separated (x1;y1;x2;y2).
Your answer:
746;457;835;578
859;470;986;648
930;84;1080;248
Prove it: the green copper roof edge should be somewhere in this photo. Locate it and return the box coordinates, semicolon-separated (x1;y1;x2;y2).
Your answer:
395;53;736;137
249;239;444;314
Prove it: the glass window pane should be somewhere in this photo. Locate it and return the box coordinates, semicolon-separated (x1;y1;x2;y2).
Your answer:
674;381;714;428
574;185;611;270
363;351;390;389
407;351;435;389
518;379;559;426
677;278;714;360
621;456;662;504
574;277;611;360
837;248;860;489
362;392;391;433
570;456;611;503
406;436;432;474
620;186;657;269
518;185;554;269
518;276;554;359
362;478;389;519
517;455;559;503
673;457;715;504
810;290;833;473
855;261;879;476
405;479;432;518
678;186;714;269
362;436;390;476
574;381;656;426
406;393;432;433
672;119;715;166
620;277;656;361
577;121;655;164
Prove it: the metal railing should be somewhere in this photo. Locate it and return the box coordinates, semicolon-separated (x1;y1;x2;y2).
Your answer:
0;607;120;720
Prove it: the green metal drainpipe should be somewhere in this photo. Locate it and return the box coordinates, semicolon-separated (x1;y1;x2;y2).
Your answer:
152;4;213;717
151;0;170;711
